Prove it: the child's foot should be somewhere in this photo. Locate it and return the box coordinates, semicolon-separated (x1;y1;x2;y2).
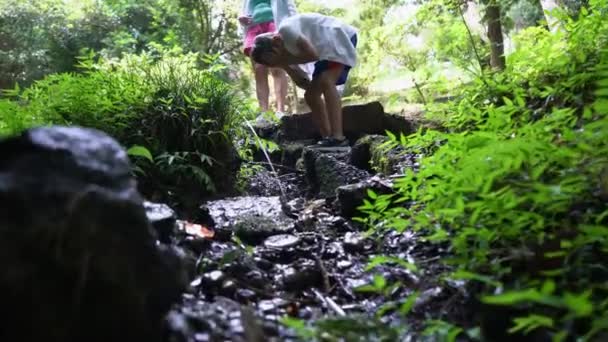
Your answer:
317;137;349;147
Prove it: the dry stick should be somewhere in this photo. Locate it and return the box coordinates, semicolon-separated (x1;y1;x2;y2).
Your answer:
247;161;298;172
314;241;331;293
336;278;356;300
458;2;484;73
312;288;346;317
314;255;331;294
245;121;286;199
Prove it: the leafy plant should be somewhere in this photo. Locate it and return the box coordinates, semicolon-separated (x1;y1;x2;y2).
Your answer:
358;0;608;339
0;49;252;207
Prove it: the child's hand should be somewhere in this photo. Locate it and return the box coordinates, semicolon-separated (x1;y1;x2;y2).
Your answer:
293;76;310;90
238;15;253;25
284;65;311;89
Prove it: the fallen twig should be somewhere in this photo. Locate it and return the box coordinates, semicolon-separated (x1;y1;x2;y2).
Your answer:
312;288;346;316
314;255;331;293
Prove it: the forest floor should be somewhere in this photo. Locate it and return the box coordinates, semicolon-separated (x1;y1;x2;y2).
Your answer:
155;105;473;342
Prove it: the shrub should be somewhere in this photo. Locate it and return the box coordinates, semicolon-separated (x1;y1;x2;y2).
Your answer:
359;0;608;339
0;51;252;209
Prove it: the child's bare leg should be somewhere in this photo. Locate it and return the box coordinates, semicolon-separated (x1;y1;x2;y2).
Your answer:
270;68;288;112
318;67;346;139
304;85;331;137
252;60;270;111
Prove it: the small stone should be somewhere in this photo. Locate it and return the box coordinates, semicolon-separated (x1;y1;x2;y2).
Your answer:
343;232;365;253
282;261;322;292
264;234;301;249
244;270;265;288
194;333;210;342
258;300;278;313
346;278;369;291
144;201;177;243
190;277;202;287
221;280;237;296
236;288;257;303
414;287;443;311
323;242;344;258
257;298;288;313
229;318;245;334
254;257;275;271
337;260;353;270
203;270;225;287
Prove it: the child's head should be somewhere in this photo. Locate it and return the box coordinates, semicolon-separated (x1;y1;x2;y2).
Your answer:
251;33;285;66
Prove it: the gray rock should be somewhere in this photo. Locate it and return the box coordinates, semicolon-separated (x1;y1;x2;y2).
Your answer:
281;260;322;292
251;116;280;140
343;232;366;253
350;135;389;171
0;126;186;342
337;176;394;218
280;102;416;141
200;196;295;244
279;140;314;168
166;296;259;342
350;134;411;175
236;288;257;303
144;201;177;243
303;147;371;198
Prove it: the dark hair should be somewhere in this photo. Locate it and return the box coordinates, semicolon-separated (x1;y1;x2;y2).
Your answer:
251;33;274;65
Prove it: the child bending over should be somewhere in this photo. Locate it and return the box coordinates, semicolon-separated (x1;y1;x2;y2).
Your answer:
251;13;358;147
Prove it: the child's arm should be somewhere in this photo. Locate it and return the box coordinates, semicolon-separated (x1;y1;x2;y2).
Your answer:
283;65;311;89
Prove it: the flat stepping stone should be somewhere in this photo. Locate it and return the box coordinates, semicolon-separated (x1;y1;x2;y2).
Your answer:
264;234;301;249
200;196;295;244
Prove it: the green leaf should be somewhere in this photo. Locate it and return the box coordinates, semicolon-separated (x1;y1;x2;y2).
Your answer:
508;314;553;335
399;292;419;316
481;289;562;308
366;255;418;273
540;280;556;295
373;274;387;290
127;145;154;162
450;270;502;288
218;249;241;267
563;291;593;317
367;189;378;199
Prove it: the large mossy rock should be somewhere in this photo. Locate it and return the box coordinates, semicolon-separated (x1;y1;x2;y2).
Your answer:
350;135;409;175
302;147;371;198
0;126;187;342
280;102;416;141
337;177;394;218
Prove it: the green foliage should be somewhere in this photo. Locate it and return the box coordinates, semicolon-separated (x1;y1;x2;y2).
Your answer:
0;50;251;202
359;0;608;339
0;0;242;90
281;315;406;342
0;0;119;89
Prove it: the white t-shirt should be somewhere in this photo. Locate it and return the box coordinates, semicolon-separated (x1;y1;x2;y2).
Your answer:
279;13;358;67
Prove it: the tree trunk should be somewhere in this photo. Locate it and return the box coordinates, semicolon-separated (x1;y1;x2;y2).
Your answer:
486;2;505;70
